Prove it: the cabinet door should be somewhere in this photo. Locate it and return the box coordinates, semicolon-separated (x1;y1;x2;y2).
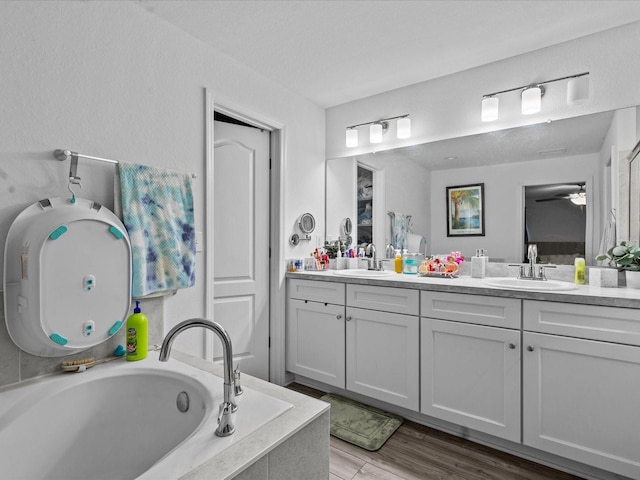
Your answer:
286;299;345;388
421;318;521;442
346;307;419;410
523;332;640;479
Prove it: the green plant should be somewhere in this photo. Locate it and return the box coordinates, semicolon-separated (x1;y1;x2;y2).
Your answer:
596;241;640;271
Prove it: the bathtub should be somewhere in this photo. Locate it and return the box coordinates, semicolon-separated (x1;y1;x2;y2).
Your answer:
0;351;292;480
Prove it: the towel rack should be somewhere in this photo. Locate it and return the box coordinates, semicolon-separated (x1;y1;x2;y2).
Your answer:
54;149;196;185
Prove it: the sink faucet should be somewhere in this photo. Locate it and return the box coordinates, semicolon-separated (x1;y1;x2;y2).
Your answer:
366;243;380;270
159;318;238;437
527;243;538;278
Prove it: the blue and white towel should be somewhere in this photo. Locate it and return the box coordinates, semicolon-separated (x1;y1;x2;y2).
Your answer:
116;162;195;297
390;212;411;250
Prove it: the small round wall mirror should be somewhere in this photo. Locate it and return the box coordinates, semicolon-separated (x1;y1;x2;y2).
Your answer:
341;217;352;236
298;213;316;234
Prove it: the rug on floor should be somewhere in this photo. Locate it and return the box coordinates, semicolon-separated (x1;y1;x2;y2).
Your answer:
320;393;403;451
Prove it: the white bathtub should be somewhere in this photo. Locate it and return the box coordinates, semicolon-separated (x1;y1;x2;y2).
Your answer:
0;351;292;480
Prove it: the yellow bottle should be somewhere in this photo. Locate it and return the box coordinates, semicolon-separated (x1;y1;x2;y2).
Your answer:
394;250;403;274
574;257;586;285
126;301;148;361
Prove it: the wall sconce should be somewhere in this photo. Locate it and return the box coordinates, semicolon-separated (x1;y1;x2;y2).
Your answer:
345;115;411;148
481;72;589;122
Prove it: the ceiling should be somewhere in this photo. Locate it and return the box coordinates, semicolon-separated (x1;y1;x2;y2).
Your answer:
139;1;640;108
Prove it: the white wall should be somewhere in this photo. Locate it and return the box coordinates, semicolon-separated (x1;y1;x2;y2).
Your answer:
430;154;601;263
0;1;324;380
326;21;640;160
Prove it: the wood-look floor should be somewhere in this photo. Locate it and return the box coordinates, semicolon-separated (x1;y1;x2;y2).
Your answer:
288;383;585;480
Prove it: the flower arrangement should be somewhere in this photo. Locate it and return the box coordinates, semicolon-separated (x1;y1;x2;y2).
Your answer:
596;241;640;271
446;251;465;265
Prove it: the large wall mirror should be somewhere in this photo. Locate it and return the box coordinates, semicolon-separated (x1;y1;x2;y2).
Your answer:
327;106;640;265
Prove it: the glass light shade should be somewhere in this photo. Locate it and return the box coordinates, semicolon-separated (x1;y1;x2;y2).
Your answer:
396;117;411;139
481;96;499;122
370;123;383;143
521;86;542;115
346;128;358;148
567;76;589;105
570;193;586;205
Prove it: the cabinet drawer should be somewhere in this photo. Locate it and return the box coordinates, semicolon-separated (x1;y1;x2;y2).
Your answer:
421;291;521;329
524;300;640;346
347;284;419;315
288;279;345;305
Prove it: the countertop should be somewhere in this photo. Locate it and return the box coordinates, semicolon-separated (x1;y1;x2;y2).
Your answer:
286;270;640;309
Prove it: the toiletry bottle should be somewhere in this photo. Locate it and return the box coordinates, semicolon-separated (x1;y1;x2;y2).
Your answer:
126;301;148;361
394;250;403;273
574;257;586;285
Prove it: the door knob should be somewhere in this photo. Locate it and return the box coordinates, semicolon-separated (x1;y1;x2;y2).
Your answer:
346;316;352;322
527;345;535;352
336;314;342;320
508;343;516;349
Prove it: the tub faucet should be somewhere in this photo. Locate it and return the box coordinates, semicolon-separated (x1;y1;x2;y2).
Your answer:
159;318;238;437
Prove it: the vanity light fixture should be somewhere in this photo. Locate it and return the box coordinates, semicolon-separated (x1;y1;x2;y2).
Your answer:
345;114;411;147
481;72;589;122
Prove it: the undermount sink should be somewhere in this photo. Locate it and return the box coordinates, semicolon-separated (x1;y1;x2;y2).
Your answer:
332;269;397;278
482;277;578;292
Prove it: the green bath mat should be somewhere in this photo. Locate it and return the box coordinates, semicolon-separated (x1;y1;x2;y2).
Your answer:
320;393;403;451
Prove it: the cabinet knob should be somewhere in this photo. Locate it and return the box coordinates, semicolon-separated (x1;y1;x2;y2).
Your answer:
346;316;352;322
336;314;342;320
508;343;516;349
527;345;535;352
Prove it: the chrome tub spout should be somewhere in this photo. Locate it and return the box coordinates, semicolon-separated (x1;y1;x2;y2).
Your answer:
159;318;237;437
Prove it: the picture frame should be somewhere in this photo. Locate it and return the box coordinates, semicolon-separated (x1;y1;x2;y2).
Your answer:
446;183;485;236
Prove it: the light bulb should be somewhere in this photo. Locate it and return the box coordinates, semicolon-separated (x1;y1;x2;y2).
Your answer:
370;123;383;143
397;117;411;139
481;96;499;122
522;86;542;115
346;128;358;148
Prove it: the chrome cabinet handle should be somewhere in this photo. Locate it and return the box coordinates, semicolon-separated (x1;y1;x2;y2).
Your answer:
508;343;516;349
346;316;352;322
527;345;535;352
336;314;342;320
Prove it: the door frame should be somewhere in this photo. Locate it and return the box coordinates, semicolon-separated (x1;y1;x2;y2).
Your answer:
205;88;286;384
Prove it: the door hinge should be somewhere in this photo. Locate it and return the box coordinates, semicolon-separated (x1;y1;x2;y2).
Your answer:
269;247;271;258
268;336;271;348
269;157;272;170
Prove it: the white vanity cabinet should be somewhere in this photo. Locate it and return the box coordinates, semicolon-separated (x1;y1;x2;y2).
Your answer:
286;279;346;388
522;301;640;479
420;291;522;442
346;284;420;410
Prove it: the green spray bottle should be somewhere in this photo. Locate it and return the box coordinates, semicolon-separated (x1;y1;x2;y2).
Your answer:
126;301;148;361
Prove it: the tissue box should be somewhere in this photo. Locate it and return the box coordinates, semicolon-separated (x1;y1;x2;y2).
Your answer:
588;267;618;288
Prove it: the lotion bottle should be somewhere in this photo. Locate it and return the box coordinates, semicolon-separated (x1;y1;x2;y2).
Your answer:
394;250;403;273
574;257;586;285
126;301;148;361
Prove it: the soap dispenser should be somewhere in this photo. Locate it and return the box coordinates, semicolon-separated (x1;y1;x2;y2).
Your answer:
126;301;148;361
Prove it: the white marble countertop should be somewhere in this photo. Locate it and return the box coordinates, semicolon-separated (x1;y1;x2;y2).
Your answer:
287;270;640;309
172;350;329;480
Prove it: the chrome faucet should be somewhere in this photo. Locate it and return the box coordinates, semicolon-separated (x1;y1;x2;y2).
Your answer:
159;318;238;437
366;243;380;270
527;243;538;278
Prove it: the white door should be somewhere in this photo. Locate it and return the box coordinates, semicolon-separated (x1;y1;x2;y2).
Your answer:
213;120;270;380
346;306;419;410
523;332;640;479
286;298;346;388
421;318;521;442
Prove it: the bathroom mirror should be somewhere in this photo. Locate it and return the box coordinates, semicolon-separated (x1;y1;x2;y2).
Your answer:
341;217;352;236
327;107;639;264
297;213;316;234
